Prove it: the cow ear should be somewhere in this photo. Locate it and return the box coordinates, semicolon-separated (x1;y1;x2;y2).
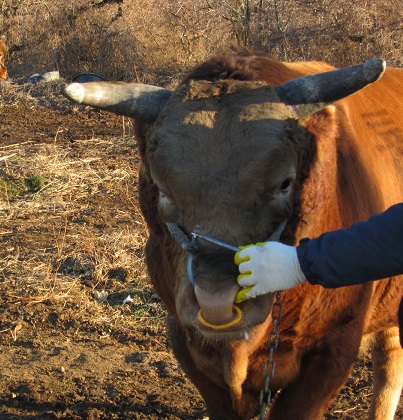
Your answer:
276;58;385;118
299;106;338;139
63;82;172;123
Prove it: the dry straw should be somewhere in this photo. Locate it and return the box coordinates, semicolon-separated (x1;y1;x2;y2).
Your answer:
0;83;166;343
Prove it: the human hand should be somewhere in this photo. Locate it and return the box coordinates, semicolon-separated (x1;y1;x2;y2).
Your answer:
234;242;306;303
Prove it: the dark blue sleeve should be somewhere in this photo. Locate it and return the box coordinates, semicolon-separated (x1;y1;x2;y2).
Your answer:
296;203;403;288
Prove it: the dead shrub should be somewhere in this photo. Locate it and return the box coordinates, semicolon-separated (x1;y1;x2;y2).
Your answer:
1;0;401;84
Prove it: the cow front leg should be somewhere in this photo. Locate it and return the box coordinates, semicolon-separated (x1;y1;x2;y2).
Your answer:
166;315;245;420
267;345;357;420
368;327;403;420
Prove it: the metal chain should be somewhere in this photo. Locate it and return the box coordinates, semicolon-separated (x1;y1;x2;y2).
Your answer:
258;291;283;420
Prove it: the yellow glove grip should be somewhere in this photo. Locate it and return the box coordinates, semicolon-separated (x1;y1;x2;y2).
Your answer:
234;242;266;303
234;246;249;265
234;242;267;265
234;243;259;265
235;286;253;303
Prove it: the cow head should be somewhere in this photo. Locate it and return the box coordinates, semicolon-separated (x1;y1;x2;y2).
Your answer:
64;58;385;340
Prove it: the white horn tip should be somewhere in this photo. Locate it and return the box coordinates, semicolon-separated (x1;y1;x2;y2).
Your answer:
363;58;386;82
64;83;85;103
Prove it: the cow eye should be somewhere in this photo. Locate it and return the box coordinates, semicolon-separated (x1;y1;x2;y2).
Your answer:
280;177;293;192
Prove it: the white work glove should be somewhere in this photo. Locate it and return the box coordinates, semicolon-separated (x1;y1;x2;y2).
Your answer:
235;242;307;303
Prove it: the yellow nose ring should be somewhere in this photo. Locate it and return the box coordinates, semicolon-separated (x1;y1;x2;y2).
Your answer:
197;305;242;330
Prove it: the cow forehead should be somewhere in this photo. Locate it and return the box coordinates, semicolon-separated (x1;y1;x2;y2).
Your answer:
148;79;298;190
149;79;295;161
165;79;292;122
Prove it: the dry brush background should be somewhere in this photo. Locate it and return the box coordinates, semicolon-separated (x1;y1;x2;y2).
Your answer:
0;1;402;419
2;0;403;84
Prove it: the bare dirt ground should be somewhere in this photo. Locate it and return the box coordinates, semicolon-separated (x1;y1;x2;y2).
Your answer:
0;81;401;420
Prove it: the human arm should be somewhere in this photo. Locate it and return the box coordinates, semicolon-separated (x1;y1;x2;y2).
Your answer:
299;203;403;287
235;203;403;302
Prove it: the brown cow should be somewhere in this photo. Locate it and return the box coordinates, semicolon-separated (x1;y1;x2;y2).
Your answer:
0;36;8;80
64;51;403;419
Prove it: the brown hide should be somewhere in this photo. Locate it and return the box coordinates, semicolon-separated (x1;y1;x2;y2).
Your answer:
0;37;8;80
64;51;403;419
139;52;403;420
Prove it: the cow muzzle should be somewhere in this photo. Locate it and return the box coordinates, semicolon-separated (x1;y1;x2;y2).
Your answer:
188;230;243;329
166;221;287;330
191;249;242;329
166;223;243;329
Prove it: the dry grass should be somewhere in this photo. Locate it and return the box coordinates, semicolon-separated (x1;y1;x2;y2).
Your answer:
0;77;70;108
0;119;166;341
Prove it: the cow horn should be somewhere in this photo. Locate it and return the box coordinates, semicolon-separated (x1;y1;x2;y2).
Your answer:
275;58;386;118
63;82;172;122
